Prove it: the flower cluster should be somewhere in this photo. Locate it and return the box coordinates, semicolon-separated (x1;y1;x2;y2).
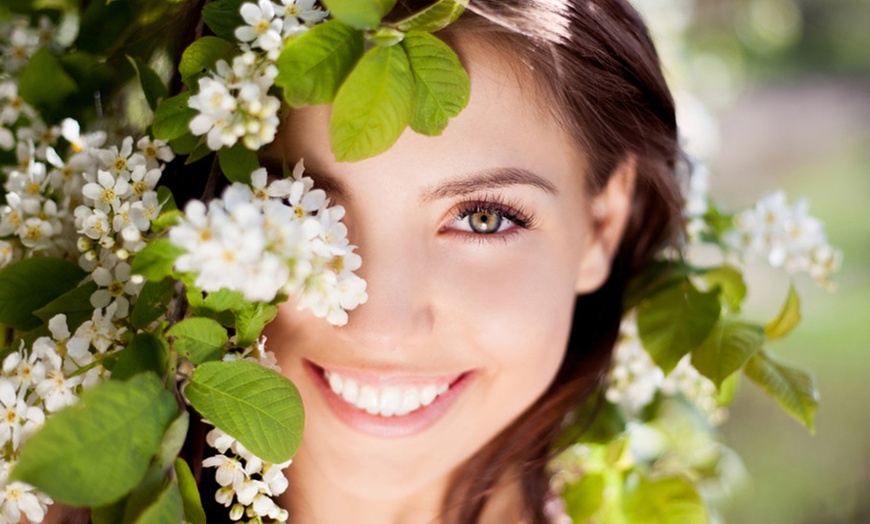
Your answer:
169;162;367;325
606;318;727;425
203;425;292;522
188;0;327;151
0;16;59;74
725;190;842;287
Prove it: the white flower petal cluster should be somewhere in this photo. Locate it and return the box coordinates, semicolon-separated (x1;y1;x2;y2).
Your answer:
170;163;367;325
202;425;291;523
0;462;51;524
606;317;726;425
725;190;842;287
188;0;327;152
189;51;281;151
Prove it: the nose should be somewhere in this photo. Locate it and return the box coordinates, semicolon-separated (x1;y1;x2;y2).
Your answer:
333;230;434;351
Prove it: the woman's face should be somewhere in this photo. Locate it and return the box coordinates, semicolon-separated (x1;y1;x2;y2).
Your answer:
265;39;626;507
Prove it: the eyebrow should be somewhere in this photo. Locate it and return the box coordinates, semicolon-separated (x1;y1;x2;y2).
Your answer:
260;158;558;202
420;167;559;202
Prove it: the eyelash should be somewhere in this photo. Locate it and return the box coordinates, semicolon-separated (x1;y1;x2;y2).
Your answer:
447;195;537;242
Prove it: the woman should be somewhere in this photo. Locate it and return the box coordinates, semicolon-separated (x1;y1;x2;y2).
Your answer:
255;1;682;522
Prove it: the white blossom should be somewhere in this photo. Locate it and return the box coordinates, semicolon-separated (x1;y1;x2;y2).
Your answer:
236;0;283;52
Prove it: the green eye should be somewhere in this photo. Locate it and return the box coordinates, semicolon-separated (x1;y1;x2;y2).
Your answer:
468;211;502;234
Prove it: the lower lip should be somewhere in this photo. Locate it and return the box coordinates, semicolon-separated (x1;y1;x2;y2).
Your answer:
303;361;474;438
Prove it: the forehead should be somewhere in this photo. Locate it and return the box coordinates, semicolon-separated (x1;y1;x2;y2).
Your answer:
270;36;587;197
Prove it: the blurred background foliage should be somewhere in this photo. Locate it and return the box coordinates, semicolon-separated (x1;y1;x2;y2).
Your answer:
646;0;870;522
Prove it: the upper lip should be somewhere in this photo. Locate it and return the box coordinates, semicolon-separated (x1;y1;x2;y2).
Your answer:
306;359;470;388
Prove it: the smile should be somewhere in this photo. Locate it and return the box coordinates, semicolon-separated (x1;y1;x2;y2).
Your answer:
304;360;474;437
323;369;451;417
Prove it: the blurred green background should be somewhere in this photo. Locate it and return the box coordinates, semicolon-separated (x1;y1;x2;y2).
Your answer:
647;0;870;522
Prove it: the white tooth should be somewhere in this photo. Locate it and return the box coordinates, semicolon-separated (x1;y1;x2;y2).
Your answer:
341;378;359;404
397;387;421;416
379;387;401;417
437;383;449;395
420;385;438;406
358;384;379;414
328;372;344;394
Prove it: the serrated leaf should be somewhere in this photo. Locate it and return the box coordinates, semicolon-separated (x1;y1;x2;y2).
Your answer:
321;0;396;29
623;476;707;524
402;31;469;136
330;44;414;161
202;0;246;41
134;481;182;524
744;349;818;432
636;278;721;374
185;360;304;463
132;278;175;330
153;92;196;141
131;238;185;281
127;56;168;111
699;264;746;312
18;47;77;110
167;317;228;365
234;302;277;347
111;332;168;381
33;281;98;332
12;373;177;506
179;36;237;88
218;142;260;183
563;473;606;522
765;284;801;340
395;0;466;32
0;257;85;331
275;20;364;107
174;459;206;524
690;319;764;388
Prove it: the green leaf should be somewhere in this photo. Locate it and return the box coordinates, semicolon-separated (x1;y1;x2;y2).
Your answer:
92;501;125;524
368;26;405;47
623;476;707;524
131;238;185;281
12;373;177;506
202;0;246;41
166;317;228;365
168;133;200;155
112;333;168;381
18;47;77;110
234;302;277;347
153;92;196;142
133;481;182;524
185;360;304;463
179;36;237;88
155;411;189;471
402;31;470;136
330;44;415;161
131;278;175;330
636;278;721;374
121;463;169;524
744;349;818;432
764;284;801;340
691;319;764;388
563;473;605;523
321;0;396;29
0;257;85;331
127;56;168;111
157;186;178;213
33;281;99;332
175;458;206;524
699;264;746;312
395;0;466;32
150;210;183;234
218;142;260;184
274;19;364;107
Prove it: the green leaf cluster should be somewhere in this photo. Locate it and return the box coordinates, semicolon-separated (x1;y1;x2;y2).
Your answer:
630;260;818;431
274;0;470;161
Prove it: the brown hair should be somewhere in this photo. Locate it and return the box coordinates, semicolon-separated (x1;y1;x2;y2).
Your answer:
406;1;685;522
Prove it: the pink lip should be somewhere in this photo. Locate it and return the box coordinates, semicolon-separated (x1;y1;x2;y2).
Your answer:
303;360;474;438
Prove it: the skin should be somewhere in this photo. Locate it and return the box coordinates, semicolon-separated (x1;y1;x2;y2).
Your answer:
264;38;634;524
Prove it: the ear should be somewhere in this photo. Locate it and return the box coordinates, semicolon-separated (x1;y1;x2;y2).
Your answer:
574;155;637;293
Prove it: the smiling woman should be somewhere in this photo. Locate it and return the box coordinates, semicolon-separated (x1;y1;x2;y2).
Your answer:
254;1;681;522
